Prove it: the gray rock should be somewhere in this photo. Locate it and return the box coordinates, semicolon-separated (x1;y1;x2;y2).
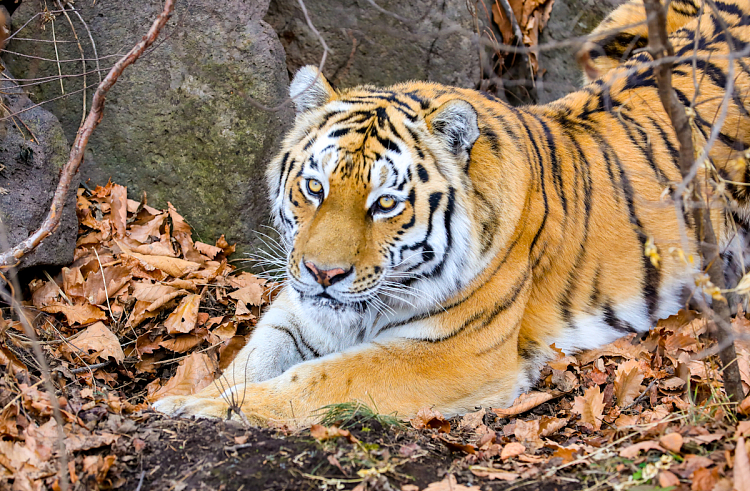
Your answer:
537;0;626;103
265;0;481;89
0;72;75;270
4;0;293;253
266;0;624;104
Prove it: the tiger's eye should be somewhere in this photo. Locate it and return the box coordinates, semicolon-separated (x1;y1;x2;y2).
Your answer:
307;178;323;195
378;195;396;211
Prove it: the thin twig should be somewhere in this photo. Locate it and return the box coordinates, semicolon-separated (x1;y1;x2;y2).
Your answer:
643;0;744;403
0;0;177;268
56;0;87;127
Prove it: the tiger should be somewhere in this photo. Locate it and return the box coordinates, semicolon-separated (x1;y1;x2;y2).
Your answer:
154;0;750;424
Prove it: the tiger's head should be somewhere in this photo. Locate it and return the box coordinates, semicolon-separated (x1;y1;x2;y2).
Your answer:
266;66;486;329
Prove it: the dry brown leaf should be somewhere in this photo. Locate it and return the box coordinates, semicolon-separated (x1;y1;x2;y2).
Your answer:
160;334;203;353
614;359;644;407
736;437;750;491
62;266;85;298
514;419;540;443
65;432;120;453
577;335;645;365
659;432;683;453
539;416;568;437
41;302;107;326
493;391;555;417
411;407;450;433
195;241;223;259
212;321;237;341
0;346;26;373
83;265;132;305
424;474;480;491
572;386;605;430
164;294;200;334
121;246;200;278
310;424;359;443
82;454;117;484
740;395;750;416
148;352;218;402
459;408;486;431
469;467;519;481
658;470;680;488
552;446;578;463
31;280;61;308
131;238;177;257
229;284;264;307
109;184;128;238
62;322;124;364
691;467;719;491
128;214;165;243
619;440;665;459
501;442;526;460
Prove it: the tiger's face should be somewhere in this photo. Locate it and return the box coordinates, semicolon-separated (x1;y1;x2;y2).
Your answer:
267;67;481;329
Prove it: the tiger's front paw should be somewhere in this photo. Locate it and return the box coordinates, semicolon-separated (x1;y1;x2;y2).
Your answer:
152;395;233;420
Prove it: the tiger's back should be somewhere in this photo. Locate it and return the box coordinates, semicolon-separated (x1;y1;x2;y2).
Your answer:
154;0;750;422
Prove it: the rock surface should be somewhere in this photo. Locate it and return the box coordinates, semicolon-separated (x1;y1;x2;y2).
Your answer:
0;74;75;270
265;0;481;90
4;0;293;252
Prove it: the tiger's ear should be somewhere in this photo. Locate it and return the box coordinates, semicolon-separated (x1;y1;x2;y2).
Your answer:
428;100;480;156
289;66;336;114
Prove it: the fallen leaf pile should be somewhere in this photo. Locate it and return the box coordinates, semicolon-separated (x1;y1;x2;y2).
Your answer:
0;182;279;489
490;0;555;74
301;310;750;490
1;181;750;490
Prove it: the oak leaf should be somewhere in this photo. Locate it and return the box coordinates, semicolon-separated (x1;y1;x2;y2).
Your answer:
659;432;683;453
735;437;750;491
691;467;719;491
614;359;644;407
160;334;203;353
0;346;26;373
500;442;526;460
459;408;486;431
424;474;480;491
493;391;555;417
42;302;107;326
62;322;124;364
659;470;680;488
121;245;200;278
310;424;359;443
148;352;218;402
229;284;264;307
108;184;128;238
618;440;665;459
164;294;200;334
128;214;165;243
411;407;450;433
572;386;605;430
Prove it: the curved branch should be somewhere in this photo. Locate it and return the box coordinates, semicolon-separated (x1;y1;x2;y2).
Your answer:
0;0;176;268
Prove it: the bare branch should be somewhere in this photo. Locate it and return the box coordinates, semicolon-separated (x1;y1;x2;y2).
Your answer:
0;0;177;268
643;0;744;403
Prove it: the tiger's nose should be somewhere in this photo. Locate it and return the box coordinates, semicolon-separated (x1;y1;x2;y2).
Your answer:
304;261;352;287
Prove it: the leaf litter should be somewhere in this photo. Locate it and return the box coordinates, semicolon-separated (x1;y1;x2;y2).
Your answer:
0;181;748;490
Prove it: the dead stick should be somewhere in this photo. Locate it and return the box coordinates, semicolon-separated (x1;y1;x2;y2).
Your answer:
0;0;176;268
643;0;744;403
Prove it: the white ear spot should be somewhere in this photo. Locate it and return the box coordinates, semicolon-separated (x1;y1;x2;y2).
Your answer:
289;65;335;114
430;100;480;156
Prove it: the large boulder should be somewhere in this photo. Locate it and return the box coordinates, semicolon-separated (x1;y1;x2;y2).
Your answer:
0;74;75;270
537;0;625;103
4;0;293;253
265;0;481;89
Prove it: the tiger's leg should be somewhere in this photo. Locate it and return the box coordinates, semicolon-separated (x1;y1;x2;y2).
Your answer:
152;288;357;418
579;0;701;82
153;264;533;424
